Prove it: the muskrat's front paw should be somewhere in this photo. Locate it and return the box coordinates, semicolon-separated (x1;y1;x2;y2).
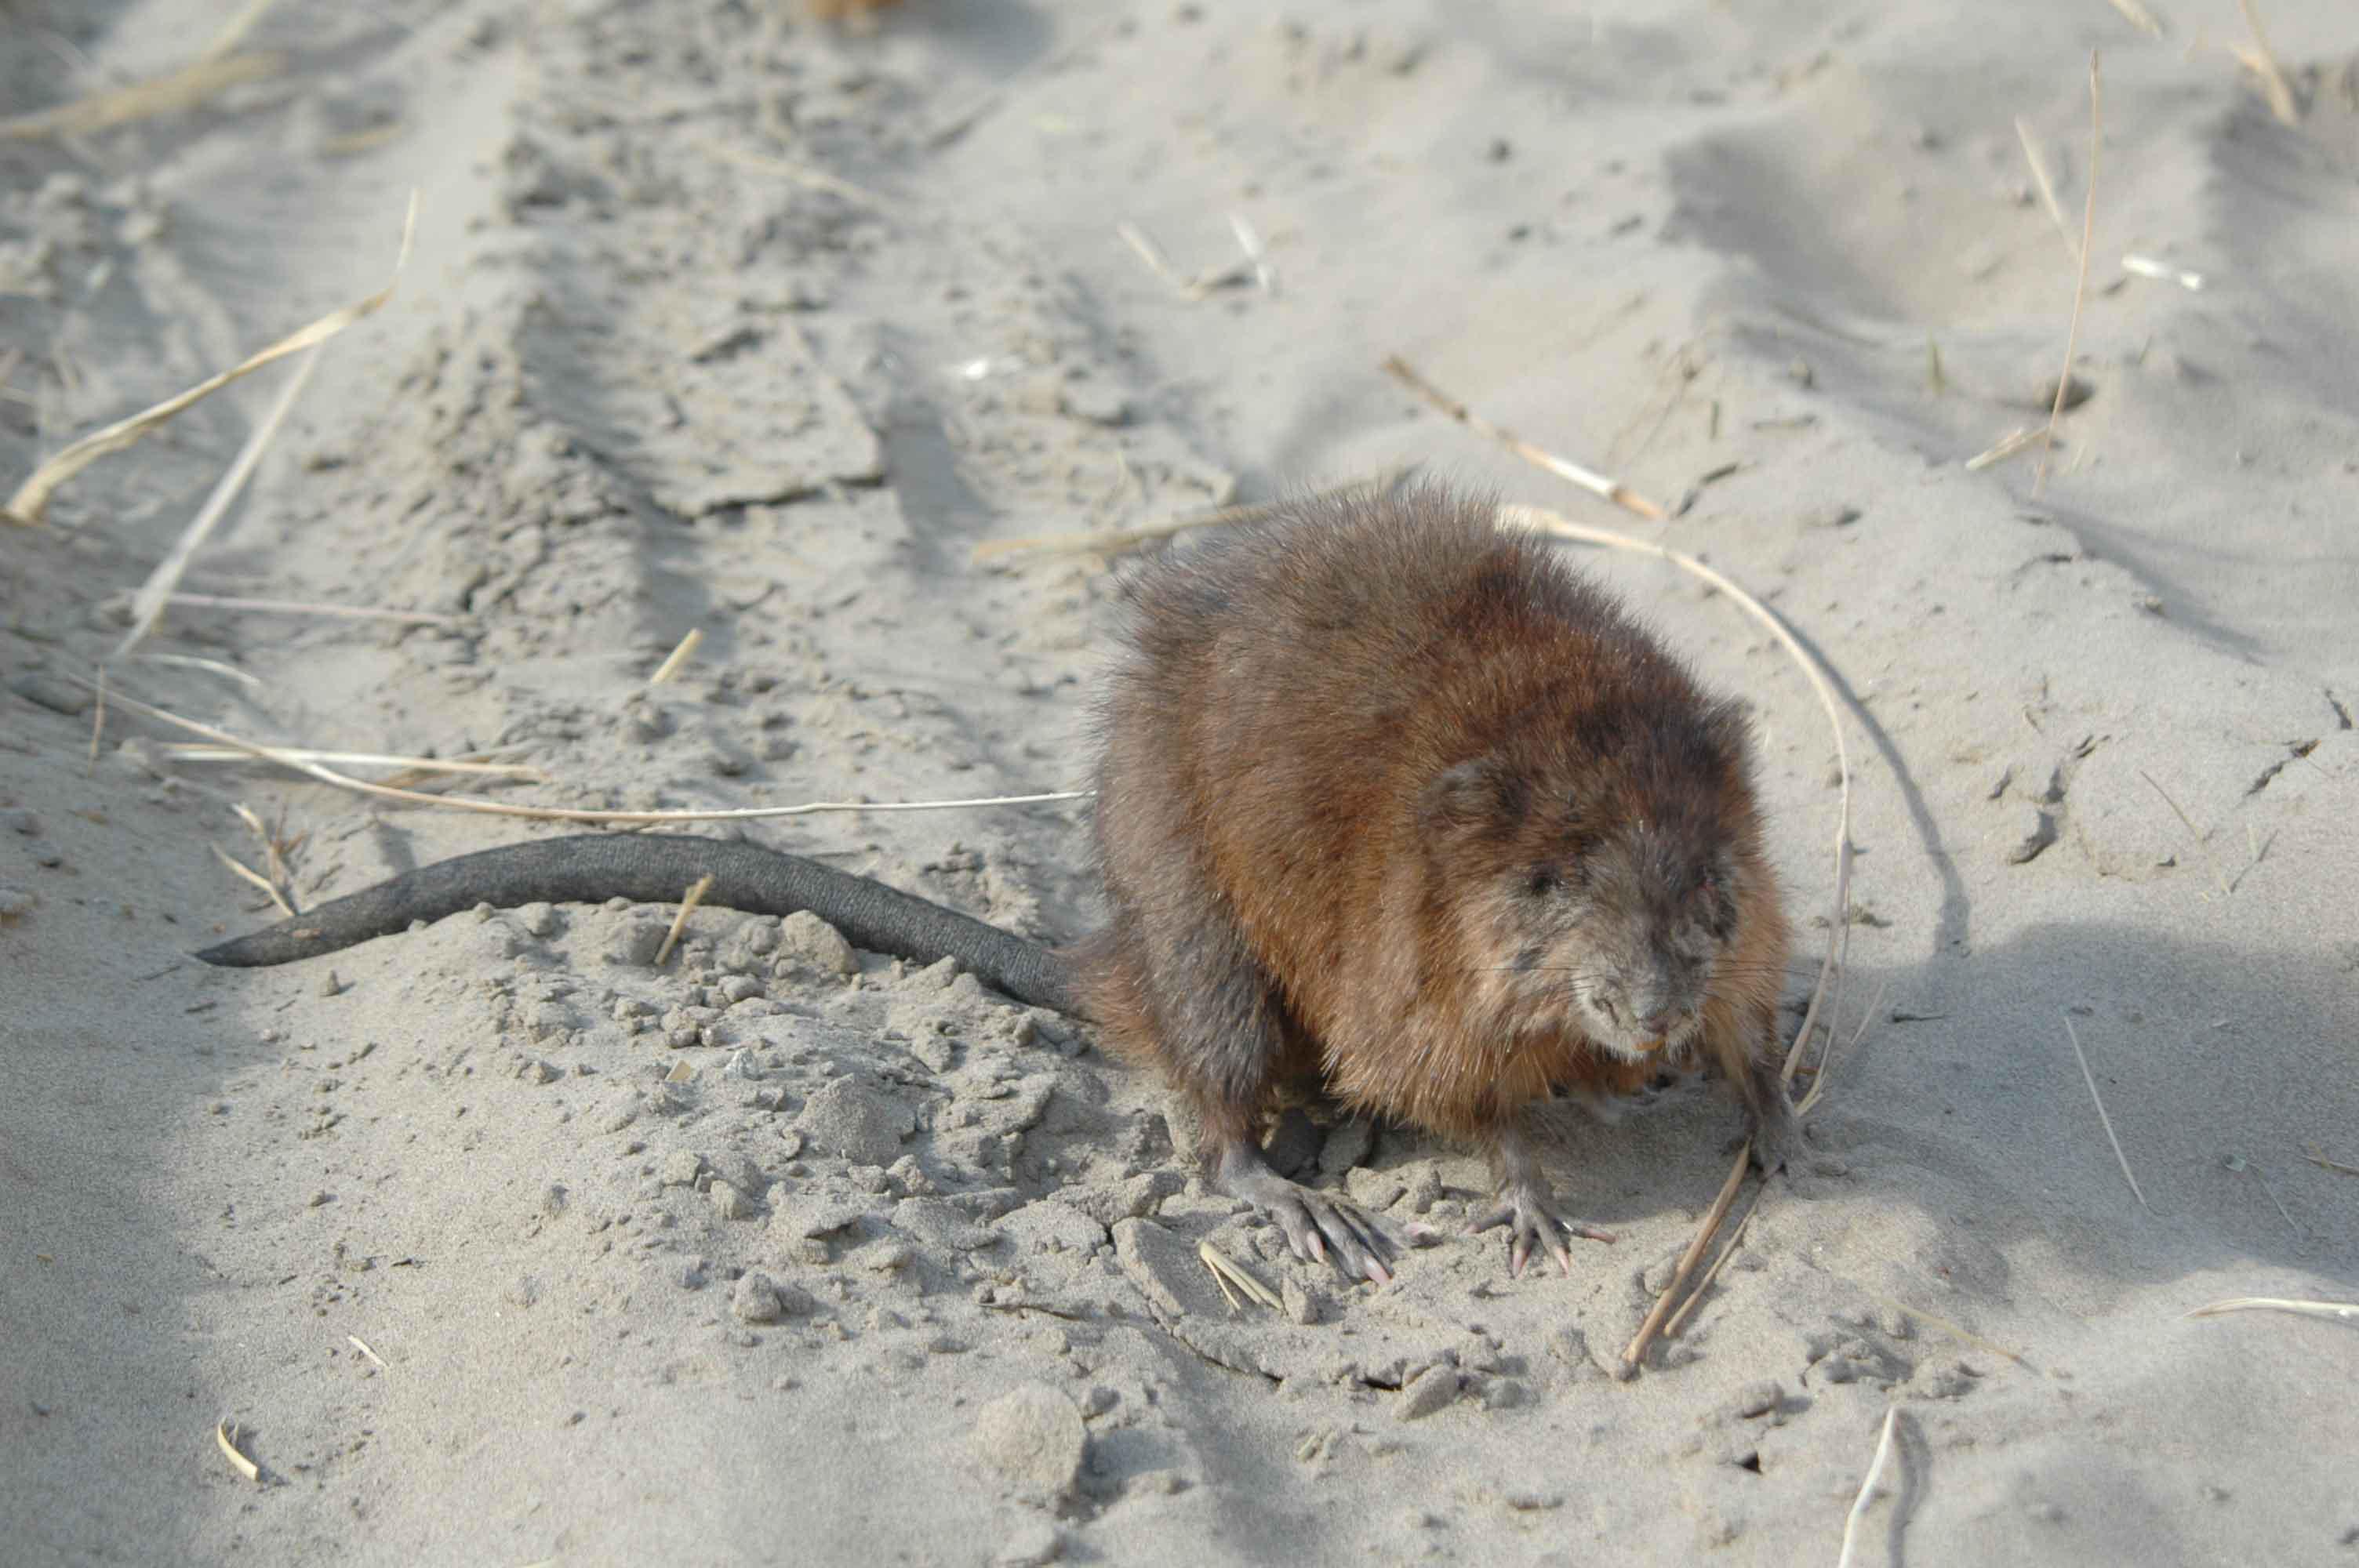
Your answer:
1470;1182;1616;1278
1234;1178;1396;1284
1743;1094;1804;1174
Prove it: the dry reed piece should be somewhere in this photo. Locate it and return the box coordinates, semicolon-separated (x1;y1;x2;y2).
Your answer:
6;191;419;526
2035;53;2101;498
1836;1406;1903;1568
653;875;716;967
1114;223;1254;302
1383;358;1670;521
2185;1297;2359;1327
212;844;296;918
82;680;1089;826
116;347;322;658
2103;0;2166;38
346;1334;387;1369
1965;426;2043;471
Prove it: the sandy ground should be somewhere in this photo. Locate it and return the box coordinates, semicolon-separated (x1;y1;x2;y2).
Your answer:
5;1;2358;1563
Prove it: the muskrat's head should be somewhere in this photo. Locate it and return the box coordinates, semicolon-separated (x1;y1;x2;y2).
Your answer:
1420;693;1760;1062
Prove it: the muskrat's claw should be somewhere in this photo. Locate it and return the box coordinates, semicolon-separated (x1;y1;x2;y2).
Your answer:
1215;1145;1396;1284
1470;1181;1616;1279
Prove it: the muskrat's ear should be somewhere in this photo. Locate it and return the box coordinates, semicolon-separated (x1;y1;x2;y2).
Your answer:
1422;756;1528;833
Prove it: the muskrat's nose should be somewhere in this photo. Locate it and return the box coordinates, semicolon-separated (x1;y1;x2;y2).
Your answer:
1636;1008;1678;1038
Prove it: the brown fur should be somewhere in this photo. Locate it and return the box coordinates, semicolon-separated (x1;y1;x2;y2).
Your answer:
1071;482;1790;1183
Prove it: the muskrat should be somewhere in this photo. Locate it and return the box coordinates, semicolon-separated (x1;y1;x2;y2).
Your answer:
197;482;1798;1282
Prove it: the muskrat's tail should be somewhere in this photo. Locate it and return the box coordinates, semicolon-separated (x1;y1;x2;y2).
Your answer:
193;833;1079;1014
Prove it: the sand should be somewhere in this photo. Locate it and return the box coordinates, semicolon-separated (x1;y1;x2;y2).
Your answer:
4;0;2357;1563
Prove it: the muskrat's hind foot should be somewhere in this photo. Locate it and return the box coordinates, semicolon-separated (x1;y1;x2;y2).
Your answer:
1212;1140;1395;1285
1474;1123;1616;1278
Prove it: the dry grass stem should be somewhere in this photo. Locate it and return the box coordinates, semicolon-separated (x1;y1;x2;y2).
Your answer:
2103;0;2166;37
116;347;322;657
132;652;266;691
2035;53;2101;498
161;744;541;781
1623;1149;1750;1371
1965;426;2044;471
1852;1283;2043;1376
78;680;1089;824
1386;358;1669;521
2121;253;2205;290
1114;222;1252;301
129;591;466;626
2303;1146;2359;1178
0;51;282;143
2139;768;2230;895
700;140;893;211
2063;1012;2149;1210
86;667;108;771
1836;1406;1903;1568
1664;1180;1771;1339
1198;1240;1282;1312
2013;117;2080;261
2235;0;2301;125
347;1334;387;1369
1797;978;1890;1119
973;466;1415;564
648;628;703;685
653;874;716;967
2185;1297;2359;1326
211;844;296;918
214;1419;261;1485
6;191;417;526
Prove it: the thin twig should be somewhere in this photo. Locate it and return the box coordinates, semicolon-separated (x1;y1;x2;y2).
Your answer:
6;191;417;524
116;347;322;658
1836;1406;1902;1568
2035;53;2100;497
1384;358;1669;521
2103;0;2165;38
653;874;714;967
75;680;1091;824
346;1334;387;1369
2063;1012;2149;1210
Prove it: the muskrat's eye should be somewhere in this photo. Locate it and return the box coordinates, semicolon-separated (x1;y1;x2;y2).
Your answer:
1526;868;1561;898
